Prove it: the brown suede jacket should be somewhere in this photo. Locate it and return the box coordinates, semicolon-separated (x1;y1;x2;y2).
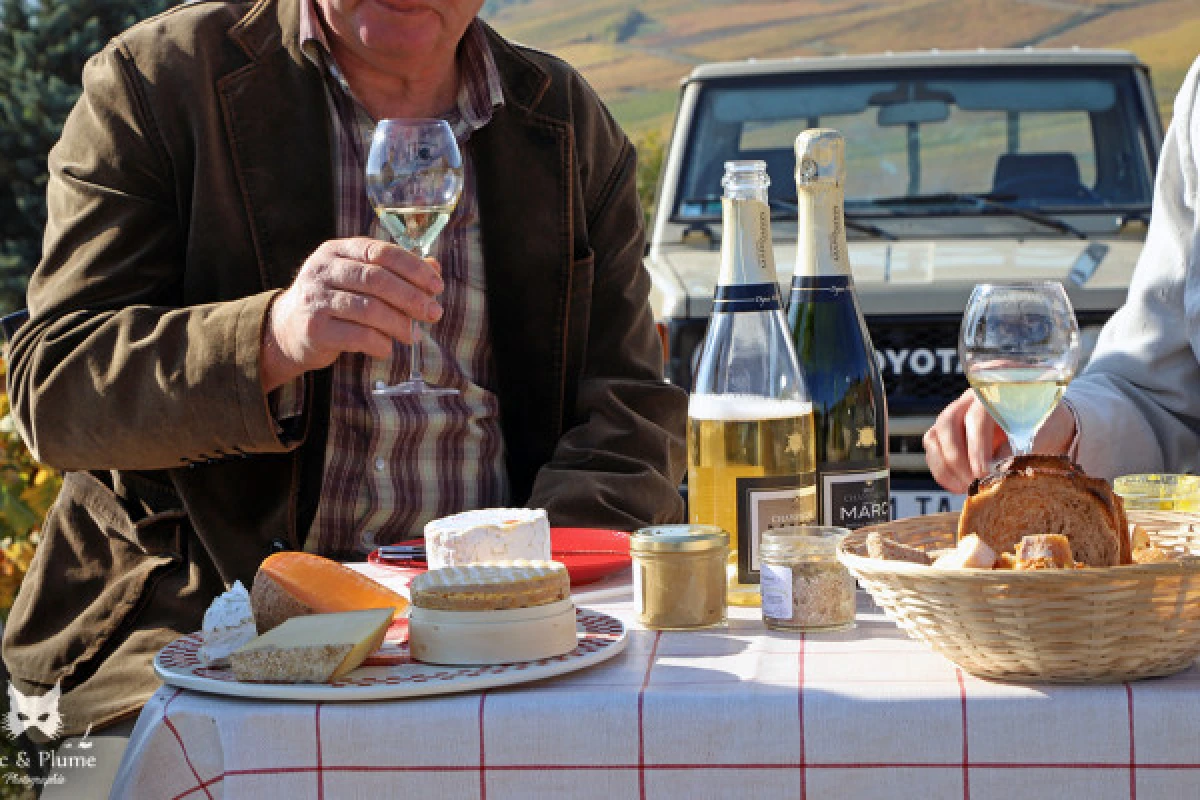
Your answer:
2;0;686;734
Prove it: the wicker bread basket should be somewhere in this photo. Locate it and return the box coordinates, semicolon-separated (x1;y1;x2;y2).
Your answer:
838;510;1200;683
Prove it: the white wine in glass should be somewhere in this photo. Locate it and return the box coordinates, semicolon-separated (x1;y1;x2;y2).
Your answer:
365;118;464;397
959;282;1081;457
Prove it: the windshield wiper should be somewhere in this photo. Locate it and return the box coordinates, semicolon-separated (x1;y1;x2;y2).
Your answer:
770;198;897;241
871;192;1088;240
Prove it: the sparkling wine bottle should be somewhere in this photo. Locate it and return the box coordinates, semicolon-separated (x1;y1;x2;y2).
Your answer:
786;130;891;528
688;160;817;608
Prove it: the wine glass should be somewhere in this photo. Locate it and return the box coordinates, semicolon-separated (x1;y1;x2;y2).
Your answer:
958;281;1081;457
365;118;464;397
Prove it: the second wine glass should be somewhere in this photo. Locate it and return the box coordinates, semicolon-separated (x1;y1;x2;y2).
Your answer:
365;118;464;397
959;281;1081;457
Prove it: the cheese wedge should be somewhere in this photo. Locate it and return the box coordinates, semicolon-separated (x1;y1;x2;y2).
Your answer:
932;533;997;570
251;552;408;633
230;607;393;683
424;508;551;569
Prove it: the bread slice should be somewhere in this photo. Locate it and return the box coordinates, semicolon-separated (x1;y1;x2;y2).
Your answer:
865;532;932;565
931;533;997;569
957;455;1129;567
1014;534;1075;569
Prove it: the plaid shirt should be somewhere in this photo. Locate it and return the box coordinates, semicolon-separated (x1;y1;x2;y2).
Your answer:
296;5;510;556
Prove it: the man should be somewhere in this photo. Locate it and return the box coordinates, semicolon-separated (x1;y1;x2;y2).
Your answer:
2;0;686;775
925;55;1200;492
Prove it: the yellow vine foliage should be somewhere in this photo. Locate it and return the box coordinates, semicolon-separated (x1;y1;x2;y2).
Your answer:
0;363;59;618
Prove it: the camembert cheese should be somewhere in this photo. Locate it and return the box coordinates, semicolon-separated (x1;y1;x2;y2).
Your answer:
229;607;393;683
409;561;570;611
424;508;551;569
409;599;579;665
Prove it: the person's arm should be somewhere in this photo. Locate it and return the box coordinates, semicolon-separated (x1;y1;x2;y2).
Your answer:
5;44;294;472
526;86;688;530
926;56;1200;490
1064;55;1200;480
7;43;442;473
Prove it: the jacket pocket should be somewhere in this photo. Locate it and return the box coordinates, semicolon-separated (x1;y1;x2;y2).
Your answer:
2;470;185;685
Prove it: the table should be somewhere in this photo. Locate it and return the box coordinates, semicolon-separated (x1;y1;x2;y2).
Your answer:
112;569;1200;799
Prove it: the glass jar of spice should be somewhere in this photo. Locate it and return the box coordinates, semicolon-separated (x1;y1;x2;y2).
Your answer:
759;526;855;632
630;525;728;630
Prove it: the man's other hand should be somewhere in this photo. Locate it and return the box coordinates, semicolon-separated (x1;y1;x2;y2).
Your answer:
260;237;444;391
923;389;1078;493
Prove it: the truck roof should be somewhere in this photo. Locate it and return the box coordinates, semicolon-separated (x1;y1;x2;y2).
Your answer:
684;48;1146;84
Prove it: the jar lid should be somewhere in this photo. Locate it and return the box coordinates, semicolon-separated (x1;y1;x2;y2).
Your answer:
760;526;850;559
631;524;729;553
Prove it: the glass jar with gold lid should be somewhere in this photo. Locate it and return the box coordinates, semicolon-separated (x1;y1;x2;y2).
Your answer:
630;525;728;630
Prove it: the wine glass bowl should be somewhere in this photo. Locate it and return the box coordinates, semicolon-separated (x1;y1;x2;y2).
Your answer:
959;281;1081;457
365;118;464;397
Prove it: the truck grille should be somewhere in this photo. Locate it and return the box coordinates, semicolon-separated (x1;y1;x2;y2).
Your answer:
867;314;967;416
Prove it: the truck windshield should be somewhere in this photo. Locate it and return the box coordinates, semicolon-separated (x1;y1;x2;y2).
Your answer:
674;65;1156;223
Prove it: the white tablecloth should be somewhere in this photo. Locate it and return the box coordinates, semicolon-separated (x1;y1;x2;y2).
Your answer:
112;568;1200;799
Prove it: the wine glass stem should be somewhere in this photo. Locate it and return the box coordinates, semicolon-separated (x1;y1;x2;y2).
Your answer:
408;319;427;385
406;242;433;386
1008;434;1034;457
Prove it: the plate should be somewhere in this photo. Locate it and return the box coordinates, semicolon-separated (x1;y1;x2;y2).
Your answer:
154;607;626;702
366;527;631;586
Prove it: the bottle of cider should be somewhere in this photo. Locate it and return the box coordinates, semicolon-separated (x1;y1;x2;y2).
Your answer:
688;160;817;608
786;130;890;529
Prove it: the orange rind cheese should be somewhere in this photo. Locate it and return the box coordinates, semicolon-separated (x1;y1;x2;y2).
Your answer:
251;551;409;633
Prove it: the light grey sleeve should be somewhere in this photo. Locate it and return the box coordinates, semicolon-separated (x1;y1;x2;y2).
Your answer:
1065;55;1200;480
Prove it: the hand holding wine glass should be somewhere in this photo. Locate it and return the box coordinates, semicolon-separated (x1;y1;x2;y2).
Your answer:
366;118;464;397
959;281;1081;459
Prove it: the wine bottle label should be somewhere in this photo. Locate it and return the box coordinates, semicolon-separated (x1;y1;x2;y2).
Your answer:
718;197;777;286
820;467;891;528
713;283;783;313
735;474;817;584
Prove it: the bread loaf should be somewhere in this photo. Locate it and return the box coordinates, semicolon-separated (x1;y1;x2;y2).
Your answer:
957;455;1129;567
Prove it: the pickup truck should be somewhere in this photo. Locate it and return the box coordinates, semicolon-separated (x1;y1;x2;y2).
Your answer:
646;48;1163;518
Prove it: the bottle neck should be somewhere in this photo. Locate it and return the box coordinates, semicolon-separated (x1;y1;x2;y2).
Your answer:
718;195;777;288
794;183;851;278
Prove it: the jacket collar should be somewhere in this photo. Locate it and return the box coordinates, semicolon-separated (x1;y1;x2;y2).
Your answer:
228;1;551;117
229;0;307;65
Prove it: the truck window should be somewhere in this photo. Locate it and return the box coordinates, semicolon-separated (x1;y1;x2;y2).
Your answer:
674;65;1154;222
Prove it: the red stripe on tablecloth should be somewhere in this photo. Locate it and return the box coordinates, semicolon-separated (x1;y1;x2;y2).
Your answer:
1126;683;1136;800
798;635;807;800
957;669;971;800
203;761;1200;776
315;703;325;800
638;631;663;800
479;691;488;800
162;688;216;800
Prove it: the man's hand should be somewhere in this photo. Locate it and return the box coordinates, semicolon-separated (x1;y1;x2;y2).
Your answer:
923;389;1078;493
260;237;444;391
